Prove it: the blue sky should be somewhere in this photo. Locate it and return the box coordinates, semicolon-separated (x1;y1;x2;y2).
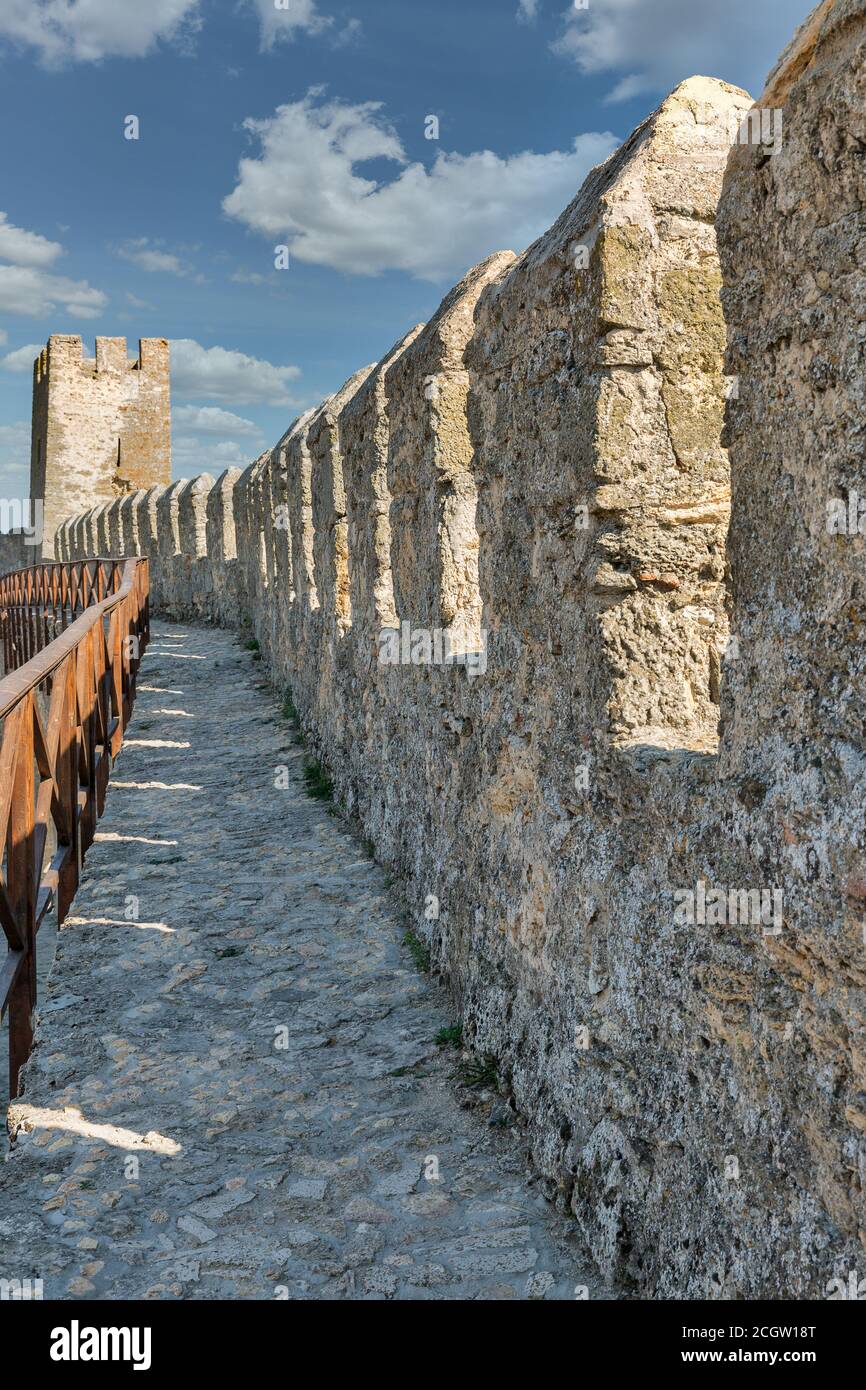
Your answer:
0;0;809;503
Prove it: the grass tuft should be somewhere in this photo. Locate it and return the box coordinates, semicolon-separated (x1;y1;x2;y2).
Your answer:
435;1023;463;1049
281;688;307;747
402;929;431;973
302;758;333;802
458;1052;499;1089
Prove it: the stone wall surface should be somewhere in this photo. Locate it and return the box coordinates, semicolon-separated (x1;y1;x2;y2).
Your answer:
56;30;866;1299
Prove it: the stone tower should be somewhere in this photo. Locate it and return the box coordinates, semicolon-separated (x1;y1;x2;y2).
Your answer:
30;334;171;558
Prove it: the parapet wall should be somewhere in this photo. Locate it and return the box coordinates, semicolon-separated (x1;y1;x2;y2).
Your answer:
56;31;866;1299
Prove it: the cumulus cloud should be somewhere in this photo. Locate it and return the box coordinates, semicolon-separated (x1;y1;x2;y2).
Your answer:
551;0;794;102
0;212;62;268
171;403;265;476
0;264;107;318
171;339;301;408
0;211;107;318
230;268;268;286
172;436;259;474
0;0;202;66
333;18;362;47
115;238;192;277
173;404;264;441
0;344;42;372
251;0;332;50
223;92;618;281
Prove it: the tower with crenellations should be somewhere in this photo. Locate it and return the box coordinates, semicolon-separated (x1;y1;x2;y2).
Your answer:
30;334;171;558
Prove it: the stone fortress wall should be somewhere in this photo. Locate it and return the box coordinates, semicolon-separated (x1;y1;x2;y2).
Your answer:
55;2;866;1297
30;334;171;558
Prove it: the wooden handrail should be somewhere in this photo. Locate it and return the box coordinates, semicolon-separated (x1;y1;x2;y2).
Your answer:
0;556;150;1096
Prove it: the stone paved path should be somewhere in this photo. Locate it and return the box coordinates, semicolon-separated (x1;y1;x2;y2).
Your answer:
0;622;609;1300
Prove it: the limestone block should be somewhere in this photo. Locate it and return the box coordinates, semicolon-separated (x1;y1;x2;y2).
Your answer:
309;366;375;641
157;480;187;559
136;486;165;559
206;468;242;565
85;506;103;557
53;520;68;562
178;473;215;558
72;513;88;559
120;490;146;555
343;327;425;648
282;407;324;707
95;504;111;556
106;498;125;555
387;254;514;655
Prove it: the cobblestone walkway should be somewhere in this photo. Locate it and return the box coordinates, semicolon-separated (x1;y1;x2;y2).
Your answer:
0;622;608;1300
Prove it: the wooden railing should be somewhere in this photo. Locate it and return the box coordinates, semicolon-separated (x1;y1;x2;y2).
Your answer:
0;558;150;1096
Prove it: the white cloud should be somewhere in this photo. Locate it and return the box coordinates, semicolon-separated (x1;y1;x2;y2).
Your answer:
251;0;332;50
0;212;62;268
223;93;618;281
0;0;202;66
230;268;267;286
173;404;264;441
333;18;362;47
171;339;301;408
172;436;258;474
171;403;265;476
0;264;107;318
516;0;539;23
0;211;107;319
0;330;7;346
1;344;42;372
115;238;188;276
551;0;793;102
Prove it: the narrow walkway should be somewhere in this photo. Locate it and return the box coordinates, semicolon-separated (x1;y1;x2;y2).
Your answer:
0;622;607;1300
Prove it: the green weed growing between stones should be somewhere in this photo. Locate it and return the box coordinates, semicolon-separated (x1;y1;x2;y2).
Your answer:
458;1052;500;1090
403;929;431;972
302;758;334;802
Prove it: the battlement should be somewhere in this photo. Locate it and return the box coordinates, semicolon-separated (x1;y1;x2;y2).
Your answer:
33;334;169;383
